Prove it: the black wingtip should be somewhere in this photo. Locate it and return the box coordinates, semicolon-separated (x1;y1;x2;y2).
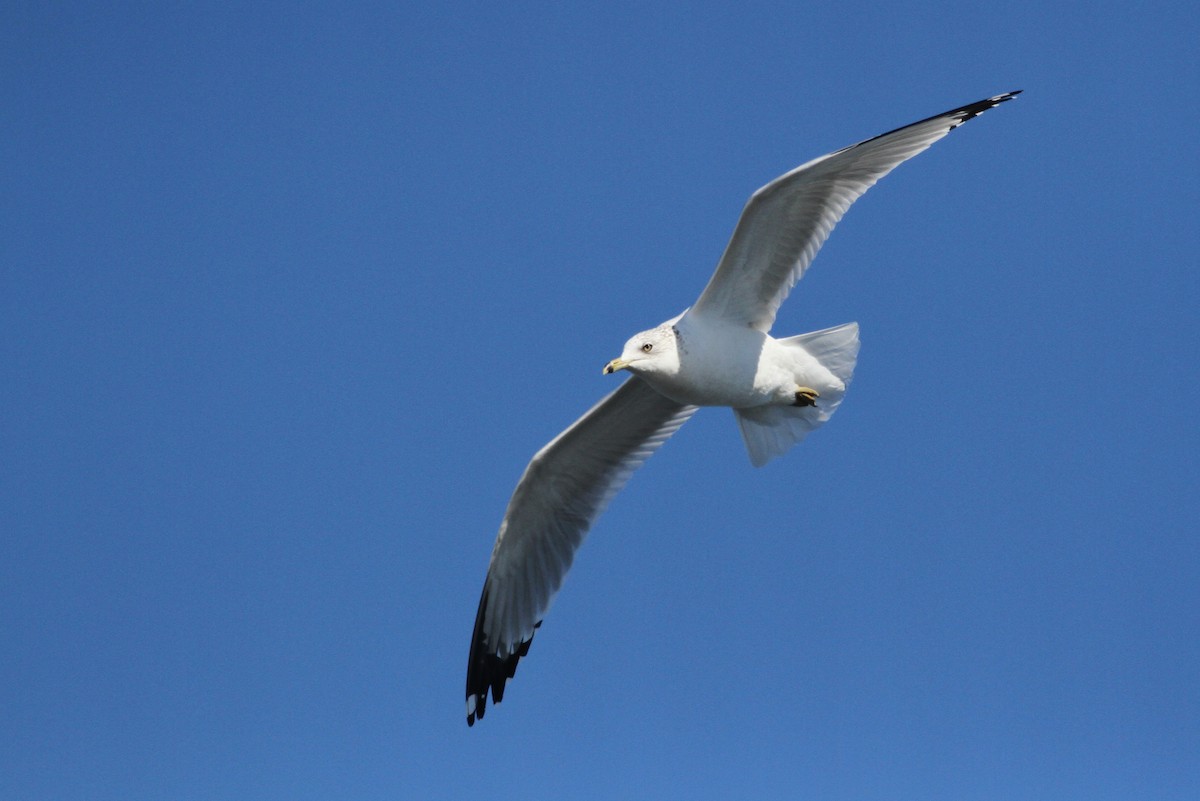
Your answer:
465;585;538;726
842;90;1022;156
947;90;1022;128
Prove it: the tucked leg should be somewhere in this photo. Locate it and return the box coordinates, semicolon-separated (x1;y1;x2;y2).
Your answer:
793;387;820;407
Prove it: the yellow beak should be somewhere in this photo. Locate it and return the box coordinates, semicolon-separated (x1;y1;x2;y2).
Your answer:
603;358;630;375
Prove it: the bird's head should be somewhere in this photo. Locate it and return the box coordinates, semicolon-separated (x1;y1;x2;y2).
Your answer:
604;324;680;377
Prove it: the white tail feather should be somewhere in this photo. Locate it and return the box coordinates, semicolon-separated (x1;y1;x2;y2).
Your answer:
735;322;860;467
783;322;860;385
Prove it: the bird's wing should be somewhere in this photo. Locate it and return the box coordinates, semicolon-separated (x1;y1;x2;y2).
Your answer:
466;377;697;725
690;91;1020;331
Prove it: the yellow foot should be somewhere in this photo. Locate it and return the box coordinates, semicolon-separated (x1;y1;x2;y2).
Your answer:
793;387;820;407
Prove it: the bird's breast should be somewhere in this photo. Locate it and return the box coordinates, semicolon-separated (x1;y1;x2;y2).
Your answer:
642;322;779;408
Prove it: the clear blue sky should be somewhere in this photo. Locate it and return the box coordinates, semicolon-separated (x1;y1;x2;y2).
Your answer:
3;2;1197;799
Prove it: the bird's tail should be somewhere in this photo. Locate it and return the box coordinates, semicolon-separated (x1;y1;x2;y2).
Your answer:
734;322;860;467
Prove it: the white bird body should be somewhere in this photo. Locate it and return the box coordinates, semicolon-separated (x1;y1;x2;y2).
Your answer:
465;91;1021;725
613;312;847;411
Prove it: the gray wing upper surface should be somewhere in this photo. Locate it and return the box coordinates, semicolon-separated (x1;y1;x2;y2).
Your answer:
690;91;1020;331
466;377;697;724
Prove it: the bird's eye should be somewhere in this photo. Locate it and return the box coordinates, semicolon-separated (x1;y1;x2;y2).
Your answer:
641;342;653;353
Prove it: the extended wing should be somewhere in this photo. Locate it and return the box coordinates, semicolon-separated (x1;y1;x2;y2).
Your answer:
690;91;1020;331
466;377;697;724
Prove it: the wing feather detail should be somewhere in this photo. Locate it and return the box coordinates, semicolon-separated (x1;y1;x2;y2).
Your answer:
466;377;697;724
691;91;1020;331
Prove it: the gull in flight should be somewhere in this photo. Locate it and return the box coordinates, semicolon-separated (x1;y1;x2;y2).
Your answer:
466;91;1020;725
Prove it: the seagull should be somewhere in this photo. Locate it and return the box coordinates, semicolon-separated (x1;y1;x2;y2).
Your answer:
465;91;1020;725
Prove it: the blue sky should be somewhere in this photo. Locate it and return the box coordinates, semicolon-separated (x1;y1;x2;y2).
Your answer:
3;2;1197;799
